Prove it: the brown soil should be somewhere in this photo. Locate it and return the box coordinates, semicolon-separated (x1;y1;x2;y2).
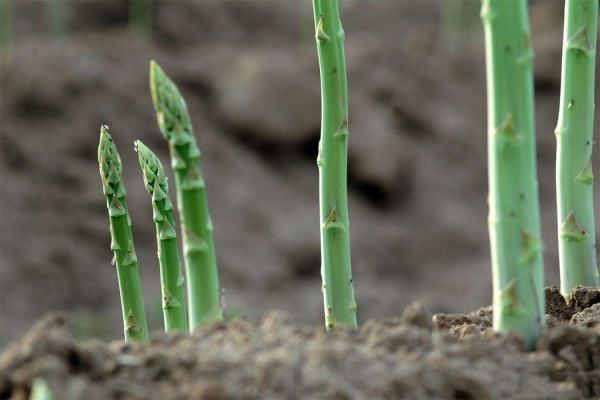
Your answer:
1;287;599;400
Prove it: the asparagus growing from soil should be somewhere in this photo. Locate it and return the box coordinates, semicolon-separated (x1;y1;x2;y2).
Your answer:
312;0;357;330
98;126;149;342
29;379;54;400
135;140;188;332
149;61;223;329
481;0;545;350
555;0;599;294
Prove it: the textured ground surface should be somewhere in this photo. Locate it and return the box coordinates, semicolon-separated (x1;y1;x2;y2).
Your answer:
1;1;599;342
1;287;599;400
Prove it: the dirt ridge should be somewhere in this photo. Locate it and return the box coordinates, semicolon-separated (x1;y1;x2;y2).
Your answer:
1;287;598;400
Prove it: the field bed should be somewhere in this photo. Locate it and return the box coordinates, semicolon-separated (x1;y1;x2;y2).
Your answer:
1;287;598;400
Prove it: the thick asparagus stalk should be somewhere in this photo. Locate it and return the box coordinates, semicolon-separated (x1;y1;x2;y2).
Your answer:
481;0;545;350
556;0;599;294
312;0;357;330
98;126;149;342
135;140;188;333
149;61;223;329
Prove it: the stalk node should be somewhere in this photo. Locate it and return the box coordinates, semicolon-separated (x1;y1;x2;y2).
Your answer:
560;210;587;241
316;16;330;42
159;218;177;240
567;26;592;55
575;158;593;184
183;225;209;255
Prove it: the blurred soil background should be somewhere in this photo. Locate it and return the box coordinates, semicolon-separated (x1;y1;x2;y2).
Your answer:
0;0;598;343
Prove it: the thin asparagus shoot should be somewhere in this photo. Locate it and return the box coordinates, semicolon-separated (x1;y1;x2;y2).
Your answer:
481;0;545;350
312;0;358;330
129;0;152;38
45;0;69;38
0;0;12;49
149;61;223;329
98;126;149;342
556;0;599;295
135;140;188;333
29;379;54;400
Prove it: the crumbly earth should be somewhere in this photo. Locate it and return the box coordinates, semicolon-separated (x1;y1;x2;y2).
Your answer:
1;287;598;400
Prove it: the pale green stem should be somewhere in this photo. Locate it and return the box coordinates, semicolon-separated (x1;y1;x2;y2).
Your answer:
98;126;149;342
556;0;599;295
129;0;152;38
29;379;54;400
46;0;69;38
481;0;545;350
149;61;223;330
135;140;188;333
0;0;12;49
312;0;357;330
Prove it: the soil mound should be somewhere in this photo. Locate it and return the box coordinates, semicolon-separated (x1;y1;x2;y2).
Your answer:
1;287;598;400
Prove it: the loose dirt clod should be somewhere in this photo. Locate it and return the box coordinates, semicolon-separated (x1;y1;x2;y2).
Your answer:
1;287;598;400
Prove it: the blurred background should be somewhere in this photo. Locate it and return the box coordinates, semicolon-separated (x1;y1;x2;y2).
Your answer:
0;0;598;343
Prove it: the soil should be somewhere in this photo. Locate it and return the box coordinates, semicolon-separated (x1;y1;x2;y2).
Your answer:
0;287;598;400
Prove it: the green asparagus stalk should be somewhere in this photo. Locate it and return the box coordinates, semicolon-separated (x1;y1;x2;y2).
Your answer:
29;379;54;400
149;61;223;329
135;140;188;333
556;0;599;295
0;0;12;49
129;0;152;38
45;0;69;38
481;0;545;350
98;126;149;342
312;0;357;330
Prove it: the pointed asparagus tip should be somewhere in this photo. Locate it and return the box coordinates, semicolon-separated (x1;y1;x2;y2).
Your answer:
135;140;166;194
98;124;112;162
99;125;122;186
99;124;110;142
148;59;193;145
149;59;162;79
149;60;162;107
133;139;143;154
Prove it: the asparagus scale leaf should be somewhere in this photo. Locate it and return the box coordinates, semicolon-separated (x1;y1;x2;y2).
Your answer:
312;0;358;330
98;126;149;342
555;0;599;294
149;61;223;329
481;0;545;350
135;140;188;333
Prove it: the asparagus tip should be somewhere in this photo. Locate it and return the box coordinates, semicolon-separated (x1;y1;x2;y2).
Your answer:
98;125;123;190
134;140;166;195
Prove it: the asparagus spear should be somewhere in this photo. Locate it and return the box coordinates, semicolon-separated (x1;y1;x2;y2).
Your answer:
29;379;54;400
98;126;149;342
135;140;188;333
0;0;12;48
312;0;357;330
555;0;599;295
149;61;223;329
481;0;545;350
